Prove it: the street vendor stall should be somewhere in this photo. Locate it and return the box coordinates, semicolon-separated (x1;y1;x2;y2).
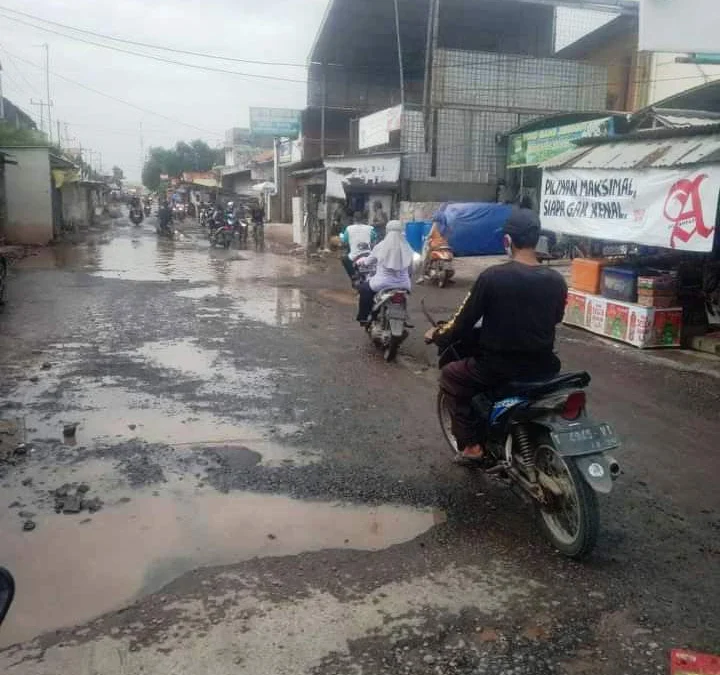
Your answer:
540;125;720;349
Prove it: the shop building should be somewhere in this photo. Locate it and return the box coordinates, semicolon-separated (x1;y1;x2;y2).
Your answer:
293;0;611;235
539;124;720;349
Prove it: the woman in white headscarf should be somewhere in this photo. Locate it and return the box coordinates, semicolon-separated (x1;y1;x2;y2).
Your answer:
356;220;414;323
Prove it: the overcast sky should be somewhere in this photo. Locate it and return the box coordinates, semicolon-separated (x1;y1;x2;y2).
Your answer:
0;0;327;180
0;1;618;182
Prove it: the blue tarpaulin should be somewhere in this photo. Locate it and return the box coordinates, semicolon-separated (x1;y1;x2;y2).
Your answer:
435;202;512;257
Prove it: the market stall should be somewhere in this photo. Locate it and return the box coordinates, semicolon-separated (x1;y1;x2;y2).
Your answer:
540;125;720;349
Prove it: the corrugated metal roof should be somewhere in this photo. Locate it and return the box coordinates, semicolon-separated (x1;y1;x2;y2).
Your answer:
541;133;720;170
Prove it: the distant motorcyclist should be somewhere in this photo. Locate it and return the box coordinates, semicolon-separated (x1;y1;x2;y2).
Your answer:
157;200;172;232
418;214;452;281
425;208;567;461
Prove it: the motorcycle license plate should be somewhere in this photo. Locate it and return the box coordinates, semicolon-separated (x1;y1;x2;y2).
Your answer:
387;305;407;320
551;423;618;455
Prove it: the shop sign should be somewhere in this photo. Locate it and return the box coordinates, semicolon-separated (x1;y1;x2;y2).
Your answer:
324;156;401;199
278;138;303;166
250;108;302;137
507;118;614;169
540;167;720;252
358;106;403;150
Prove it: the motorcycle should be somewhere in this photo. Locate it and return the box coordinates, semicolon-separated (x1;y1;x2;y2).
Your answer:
423;301;620;559
143;202;152;218
172;203;186;222
0;567;14;628
351;245;375;290
365;286;410;362
129;207;144;226
210;219;233;249
424;244;455;288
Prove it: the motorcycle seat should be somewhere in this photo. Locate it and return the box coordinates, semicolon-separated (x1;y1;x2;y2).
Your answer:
495;371;591;399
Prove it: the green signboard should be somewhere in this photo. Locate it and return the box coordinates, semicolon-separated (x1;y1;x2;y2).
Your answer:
507;117;614;169
249;107;302;137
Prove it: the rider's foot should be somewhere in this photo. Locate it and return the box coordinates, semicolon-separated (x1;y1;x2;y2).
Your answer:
462;444;484;459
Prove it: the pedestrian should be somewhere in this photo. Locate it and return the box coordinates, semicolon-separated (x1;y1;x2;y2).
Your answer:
371;199;389;240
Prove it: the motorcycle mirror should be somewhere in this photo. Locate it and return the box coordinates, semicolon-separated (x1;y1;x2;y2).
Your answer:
0;567;16;627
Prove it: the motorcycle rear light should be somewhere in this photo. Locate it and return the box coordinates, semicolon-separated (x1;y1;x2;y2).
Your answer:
391;293;406;304
561;392;586;420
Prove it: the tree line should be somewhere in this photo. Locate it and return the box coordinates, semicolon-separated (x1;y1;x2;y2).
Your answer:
141;140;223;190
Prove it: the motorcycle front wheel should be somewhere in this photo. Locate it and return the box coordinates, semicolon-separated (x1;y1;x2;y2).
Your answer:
534;438;599;559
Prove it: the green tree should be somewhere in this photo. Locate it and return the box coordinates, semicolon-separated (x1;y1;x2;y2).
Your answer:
141;139;223;189
112;165;124;183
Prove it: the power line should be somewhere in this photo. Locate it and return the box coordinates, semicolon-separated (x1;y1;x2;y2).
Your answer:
0;4;308;69
2;48;224;138
0;44;42;96
2;7;714;96
0;11;307;84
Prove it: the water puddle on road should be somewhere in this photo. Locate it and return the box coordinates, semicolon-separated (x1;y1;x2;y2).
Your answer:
0;484;443;647
136;338;220;378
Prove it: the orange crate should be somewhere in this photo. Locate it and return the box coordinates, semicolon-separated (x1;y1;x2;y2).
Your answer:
571;259;606;295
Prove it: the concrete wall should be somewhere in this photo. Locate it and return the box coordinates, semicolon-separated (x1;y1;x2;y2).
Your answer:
647;54;720;107
0;146;53;245
60;183;91;229
402;180;496;203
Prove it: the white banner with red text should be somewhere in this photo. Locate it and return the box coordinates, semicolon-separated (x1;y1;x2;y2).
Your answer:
540;167;720;252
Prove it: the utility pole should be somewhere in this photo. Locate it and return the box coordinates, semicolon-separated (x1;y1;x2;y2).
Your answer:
0;59;5;120
44;44;53;144
30;98;49;136
393;0;405;108
56;120;62;148
139;120;145;172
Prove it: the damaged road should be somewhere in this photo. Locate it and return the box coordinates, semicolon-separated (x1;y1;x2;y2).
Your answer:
0;221;718;674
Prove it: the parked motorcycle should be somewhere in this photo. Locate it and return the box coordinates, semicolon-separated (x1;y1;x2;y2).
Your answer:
365;287;410;362
424;244;455;288
129;207;144;226
423;301;620;559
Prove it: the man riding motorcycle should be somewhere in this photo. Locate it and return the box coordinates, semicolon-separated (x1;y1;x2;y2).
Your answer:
425;208;567;461
340;212;377;284
157;200;173;234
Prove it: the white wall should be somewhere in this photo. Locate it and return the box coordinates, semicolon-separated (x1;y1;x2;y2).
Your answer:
0;147;53;245
649;53;720;106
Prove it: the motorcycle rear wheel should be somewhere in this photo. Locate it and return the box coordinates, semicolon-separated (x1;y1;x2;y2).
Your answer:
436;391;459;454
383;335;402;362
534;438;599;559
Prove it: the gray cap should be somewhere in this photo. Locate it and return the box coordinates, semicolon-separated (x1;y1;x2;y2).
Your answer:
503;208;541;239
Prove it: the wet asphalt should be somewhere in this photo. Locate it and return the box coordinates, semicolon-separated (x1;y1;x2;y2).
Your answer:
0;216;718;674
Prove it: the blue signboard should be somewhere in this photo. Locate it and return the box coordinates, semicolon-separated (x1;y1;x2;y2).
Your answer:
249;108;302;137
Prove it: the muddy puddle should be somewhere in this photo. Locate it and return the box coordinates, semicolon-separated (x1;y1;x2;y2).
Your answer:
7;365;314;466
17;230;306;288
0;481;443;647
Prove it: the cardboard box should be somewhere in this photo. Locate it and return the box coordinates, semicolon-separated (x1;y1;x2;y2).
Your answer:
564;290;682;348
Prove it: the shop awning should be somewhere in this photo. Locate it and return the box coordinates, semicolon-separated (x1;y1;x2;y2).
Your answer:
324;154;401;199
542;124;720;170
539;126;720;252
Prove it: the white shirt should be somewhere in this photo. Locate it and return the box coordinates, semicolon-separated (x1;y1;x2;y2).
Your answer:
343;224;375;261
